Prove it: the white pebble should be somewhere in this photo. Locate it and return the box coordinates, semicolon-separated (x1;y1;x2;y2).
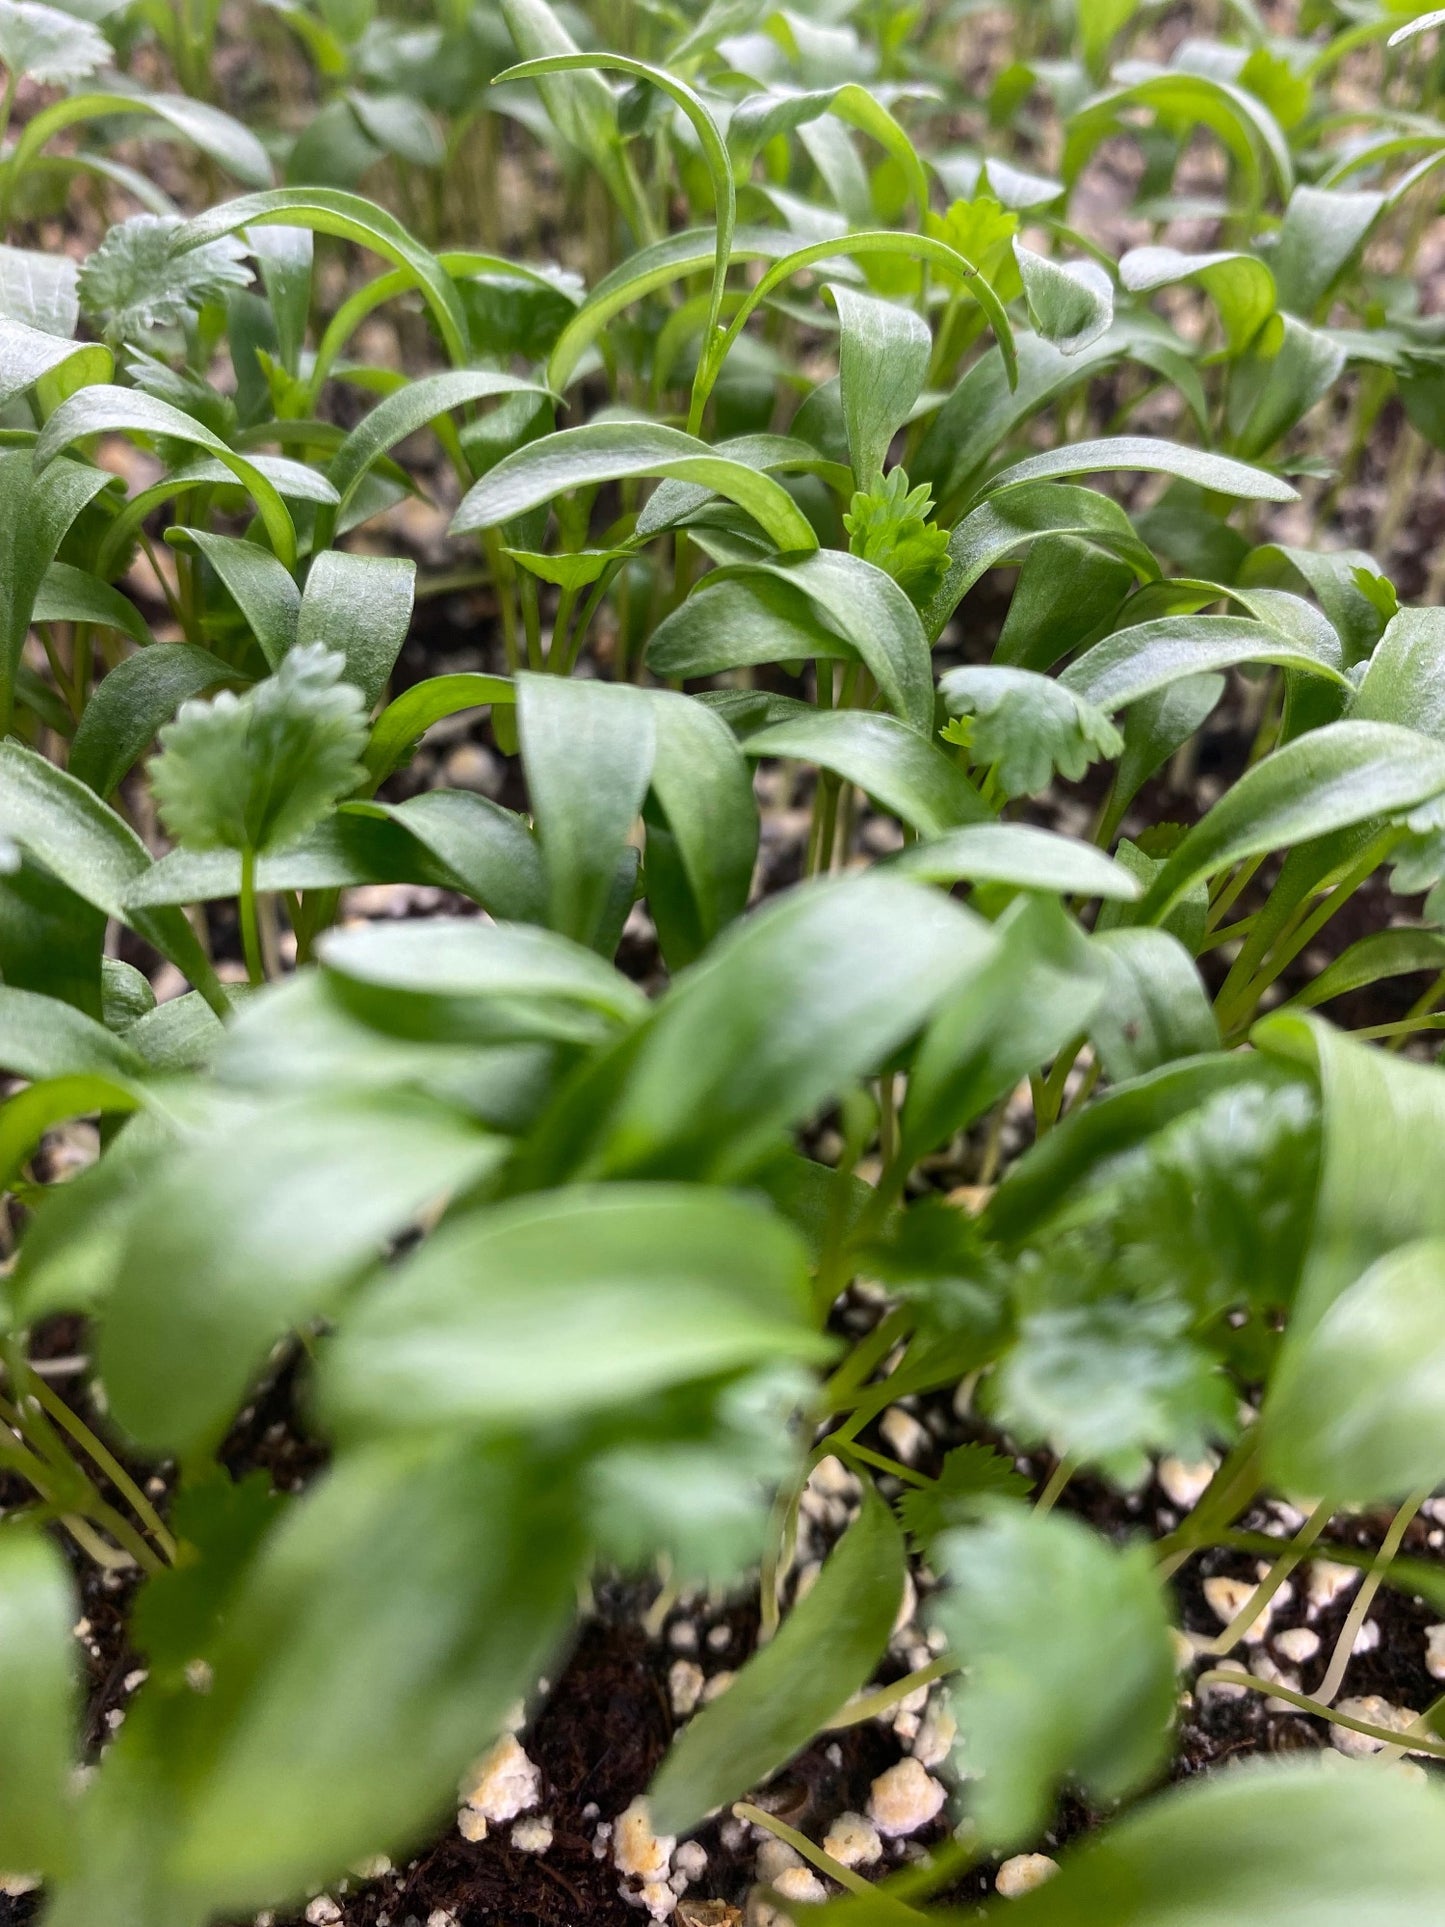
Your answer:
457;1806;488;1843
1426;1625;1445;1680
912;1696;957;1769
427;1913;459;1927
668;1620;699;1653
614;1796;675;1881
772;1867;826;1905
511;1815;553;1854
674;1841;708;1883
702;1669;735;1702
1307;1561;1361;1613
305;1902;342;1926
880;1407;929;1466
867;1758;946;1837
669;1660;705;1716
707;1624;732;1653
460;1733;541;1824
756;1838;803;1881
995;1854;1059;1898
1275;1627;1320;1664
822;1813;881;1869
633;1879;677;1921
1202;1575;1273;1643
1352;1619;1380;1655
1157;1457;1215;1510
1331;1696;1420;1757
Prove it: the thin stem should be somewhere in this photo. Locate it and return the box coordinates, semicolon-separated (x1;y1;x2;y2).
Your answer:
826;1655;960;1730
1033;1455;1076;1516
24;1373;176;1562
1196;1498;1332;1659
830;1437;930;1490
1197;1669;1445;1759
732;1802;879;1901
239;847;265;988
1315;1487;1428;1706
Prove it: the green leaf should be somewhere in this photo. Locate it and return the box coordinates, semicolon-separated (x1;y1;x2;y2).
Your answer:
931;1507;1176;1849
1226;314;1344;460
545;225;801;395
326;366;550;526
297;548;413;708
940;665;1123;798
896;1442;1031;1551
172;187;468;367
363;670;514;787
0;448;116;734
832;283;931;482
903;892;1103;1158
891;822;1142;900
743;710;990;838
14;85;271;189
1062;65;1292;207
1120;244;1276;355
451;420;819;554
1271;185;1384;318
1253;1011;1445;1338
1139;723;1445;926
0;854;105;1016
593;874;996;1182
923;481;1158;643
980;434;1297;505
0;1527;80;1876
165;1438;583;1910
495;0;636;211
517;671;654;951
99;1091;505;1453
150;645;367;855
1281;927;1445;1012
644;689;757;962
1088;928;1220;1079
34;560;150;648
166;530;300;670
996;535;1135;674
69;644;239;799
0;241;78;335
0;982;145;1081
976;1767;1445;1927
648;574;855;681
318;914;646;1045
322;1183;825;1439
0;739;224;1007
363;791;546;923
1060;610;1349;714
1263;1238;1445;1506
0;0;109;80
34;385;298;571
77;215;252;342
649;1493;904;1835
1013;239;1114;355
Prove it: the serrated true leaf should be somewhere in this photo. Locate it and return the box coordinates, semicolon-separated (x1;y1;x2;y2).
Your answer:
149;644;367;855
78;216;252;342
932;1507;1176;1849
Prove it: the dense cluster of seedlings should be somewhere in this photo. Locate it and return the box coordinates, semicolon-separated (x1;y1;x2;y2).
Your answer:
4;0;1445;1921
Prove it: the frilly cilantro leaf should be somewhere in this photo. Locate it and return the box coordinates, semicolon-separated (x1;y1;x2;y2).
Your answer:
0;0;110;82
986;1296;1235;1488
79;214;252;344
940;664;1124;798
930;1506;1177;1849
928;194;1022;295
150;644;368;856
844;467;952;609
896;1442;1031;1550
